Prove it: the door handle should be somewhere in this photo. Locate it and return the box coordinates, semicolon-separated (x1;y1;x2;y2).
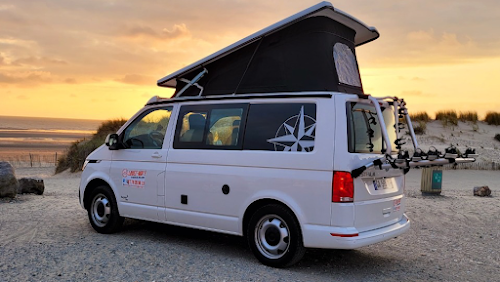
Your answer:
151;152;162;158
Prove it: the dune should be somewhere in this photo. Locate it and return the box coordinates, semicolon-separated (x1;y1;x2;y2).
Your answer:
402;120;500;165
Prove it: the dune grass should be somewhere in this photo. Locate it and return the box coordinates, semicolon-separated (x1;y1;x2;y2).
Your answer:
412;121;427;135
56;119;127;173
458;111;478;123
435;110;458;126
485;112;500;125
409;112;431;123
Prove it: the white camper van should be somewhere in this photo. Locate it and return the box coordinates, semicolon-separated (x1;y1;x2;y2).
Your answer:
79;2;476;267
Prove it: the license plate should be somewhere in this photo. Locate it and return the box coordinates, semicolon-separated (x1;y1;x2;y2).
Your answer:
373;178;392;190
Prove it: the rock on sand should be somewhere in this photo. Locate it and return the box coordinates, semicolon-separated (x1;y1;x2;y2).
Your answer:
18;177;45;195
0;161;18;198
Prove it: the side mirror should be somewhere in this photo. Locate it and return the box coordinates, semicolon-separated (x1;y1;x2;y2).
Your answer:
105;133;120;150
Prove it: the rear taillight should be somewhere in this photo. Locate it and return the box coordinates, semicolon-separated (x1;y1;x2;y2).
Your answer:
332;171;354;202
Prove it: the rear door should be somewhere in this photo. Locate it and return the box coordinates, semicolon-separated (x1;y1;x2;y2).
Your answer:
352;169;405;232
335;98;405;232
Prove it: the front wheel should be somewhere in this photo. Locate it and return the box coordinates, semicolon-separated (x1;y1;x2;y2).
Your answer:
247;204;305;267
88;185;124;234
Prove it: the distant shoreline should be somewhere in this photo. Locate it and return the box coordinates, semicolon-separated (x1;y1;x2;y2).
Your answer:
0;127;95;159
0;115;102;163
0;129;93;139
0;114;104;123
0;131;94;168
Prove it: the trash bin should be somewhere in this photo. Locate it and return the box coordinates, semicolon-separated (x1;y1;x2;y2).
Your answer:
421;167;442;195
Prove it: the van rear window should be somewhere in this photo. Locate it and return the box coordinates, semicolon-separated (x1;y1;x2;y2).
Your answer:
244;103;316;152
347;102;397;154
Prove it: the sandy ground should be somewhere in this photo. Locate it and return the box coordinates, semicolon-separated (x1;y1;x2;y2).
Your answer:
403;120;500;164
0;167;499;281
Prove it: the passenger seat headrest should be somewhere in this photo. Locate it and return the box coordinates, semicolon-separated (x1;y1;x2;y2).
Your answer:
189;113;206;129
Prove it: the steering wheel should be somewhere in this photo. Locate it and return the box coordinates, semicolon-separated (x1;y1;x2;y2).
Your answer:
125;138;144;149
149;131;165;147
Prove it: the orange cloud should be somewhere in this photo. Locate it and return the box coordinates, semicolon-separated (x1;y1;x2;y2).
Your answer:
401;90;429;97
12;56;68;67
120;23;190;41
0;71;53;85
366;29;482;67
115;74;155;85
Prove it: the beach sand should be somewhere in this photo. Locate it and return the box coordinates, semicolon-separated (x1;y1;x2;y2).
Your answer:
0;119;499;280
0;166;499;281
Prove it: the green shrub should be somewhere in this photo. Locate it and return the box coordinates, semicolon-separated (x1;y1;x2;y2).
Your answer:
410;112;431;123
56;119;127;173
435;110;458;126
94;119;128;139
412;121;427;135
485;112;500;125
459;111;478;123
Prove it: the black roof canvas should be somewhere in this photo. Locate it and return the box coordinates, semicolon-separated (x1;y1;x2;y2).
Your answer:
157;2;379;98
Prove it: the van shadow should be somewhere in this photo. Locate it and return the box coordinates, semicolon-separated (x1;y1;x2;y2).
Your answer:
119;219;252;260
118;219;410;275
295;248;395;272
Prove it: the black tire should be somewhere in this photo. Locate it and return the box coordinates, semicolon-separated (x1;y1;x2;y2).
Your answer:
247;204;305;267
87;185;124;234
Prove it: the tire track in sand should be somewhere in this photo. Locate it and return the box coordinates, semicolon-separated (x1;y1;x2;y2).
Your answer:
0;223;37;246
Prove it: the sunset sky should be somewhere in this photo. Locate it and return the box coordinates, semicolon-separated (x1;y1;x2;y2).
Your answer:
1;0;499;121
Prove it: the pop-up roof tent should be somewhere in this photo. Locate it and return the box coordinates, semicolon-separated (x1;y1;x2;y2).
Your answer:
157;1;379;98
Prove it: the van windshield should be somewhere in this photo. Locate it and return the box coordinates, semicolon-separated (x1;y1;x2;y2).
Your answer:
348;102;397;154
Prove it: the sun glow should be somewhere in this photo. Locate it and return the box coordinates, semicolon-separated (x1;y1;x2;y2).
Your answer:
360;57;500;118
1;1;499;120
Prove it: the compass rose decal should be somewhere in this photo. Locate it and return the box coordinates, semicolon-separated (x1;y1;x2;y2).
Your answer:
267;106;316;152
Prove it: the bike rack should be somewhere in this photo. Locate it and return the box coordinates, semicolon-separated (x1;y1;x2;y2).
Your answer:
352;95;477;178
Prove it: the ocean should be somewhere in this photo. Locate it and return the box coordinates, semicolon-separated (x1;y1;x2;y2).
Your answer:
0;115;103;166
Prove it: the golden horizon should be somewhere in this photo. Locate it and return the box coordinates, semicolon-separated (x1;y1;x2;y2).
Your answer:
1;1;499;120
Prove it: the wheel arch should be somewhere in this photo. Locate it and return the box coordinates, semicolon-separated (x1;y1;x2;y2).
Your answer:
83;178;115;210
242;198;302;238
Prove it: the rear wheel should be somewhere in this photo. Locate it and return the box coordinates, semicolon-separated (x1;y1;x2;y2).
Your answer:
247;204;305;267
88;185;124;234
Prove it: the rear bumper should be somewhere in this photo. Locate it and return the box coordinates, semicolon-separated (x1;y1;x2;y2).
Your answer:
302;214;410;249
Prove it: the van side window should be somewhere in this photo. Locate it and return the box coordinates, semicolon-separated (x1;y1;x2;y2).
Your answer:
174;104;247;149
207;108;244;146
347;102;397;154
179;111;208;143
123;107;173;149
244;103;316;152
